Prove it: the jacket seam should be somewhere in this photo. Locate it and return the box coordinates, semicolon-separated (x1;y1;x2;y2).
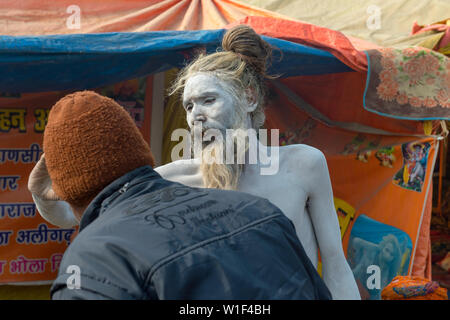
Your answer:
143;212;283;291
65;272;141;299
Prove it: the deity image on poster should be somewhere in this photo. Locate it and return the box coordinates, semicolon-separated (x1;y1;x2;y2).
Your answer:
341;134;366;156
356;138;381;163
392;142;430;192
99;78;146;128
375;147;396;168
347;215;412;300
334;197;356;240
279;118;316;146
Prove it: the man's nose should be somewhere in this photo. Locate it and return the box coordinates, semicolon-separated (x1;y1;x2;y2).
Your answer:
191;105;206;124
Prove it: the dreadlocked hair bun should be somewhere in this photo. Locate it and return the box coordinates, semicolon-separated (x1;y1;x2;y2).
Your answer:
222;25;273;79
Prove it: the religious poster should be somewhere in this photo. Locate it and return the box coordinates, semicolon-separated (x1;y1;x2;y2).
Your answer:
0;77;151;284
347;214;413;300
0;91;71;283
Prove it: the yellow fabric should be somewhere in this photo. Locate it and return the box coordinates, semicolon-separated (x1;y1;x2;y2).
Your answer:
417;32;446;51
439;44;450;55
0;285;50;300
161;69;189;165
423;121;433;136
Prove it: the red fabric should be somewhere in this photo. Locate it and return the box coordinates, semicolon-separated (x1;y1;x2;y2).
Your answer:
228;16;369;72
411;20;450;50
411;21;449;35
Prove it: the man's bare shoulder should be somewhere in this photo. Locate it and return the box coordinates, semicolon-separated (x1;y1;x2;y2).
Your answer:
278;144;327;169
155;159;199;175
154;158;202;186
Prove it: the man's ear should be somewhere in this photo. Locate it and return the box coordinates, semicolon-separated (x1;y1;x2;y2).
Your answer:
244;88;258;113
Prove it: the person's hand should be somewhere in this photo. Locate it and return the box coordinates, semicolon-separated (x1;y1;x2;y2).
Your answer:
28;154;78;228
28;154;60;201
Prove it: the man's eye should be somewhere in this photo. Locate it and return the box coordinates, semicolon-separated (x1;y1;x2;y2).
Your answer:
185;103;193;111
205;98;215;104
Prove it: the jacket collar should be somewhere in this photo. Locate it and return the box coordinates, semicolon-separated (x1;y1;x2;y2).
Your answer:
79;165;159;231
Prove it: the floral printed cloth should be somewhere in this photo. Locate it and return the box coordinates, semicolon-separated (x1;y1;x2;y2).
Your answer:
364;47;450;120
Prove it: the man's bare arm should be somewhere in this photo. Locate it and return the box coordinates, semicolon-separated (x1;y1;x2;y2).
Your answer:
303;149;360;300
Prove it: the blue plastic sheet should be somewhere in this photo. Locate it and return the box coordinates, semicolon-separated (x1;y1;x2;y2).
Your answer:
0;29;353;93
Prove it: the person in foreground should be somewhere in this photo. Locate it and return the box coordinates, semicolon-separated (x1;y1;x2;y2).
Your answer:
44;90;331;300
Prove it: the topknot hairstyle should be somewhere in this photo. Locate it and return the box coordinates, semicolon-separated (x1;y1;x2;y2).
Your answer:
221;25;273;79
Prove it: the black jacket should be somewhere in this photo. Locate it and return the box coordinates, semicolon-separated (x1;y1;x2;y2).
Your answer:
51;165;331;300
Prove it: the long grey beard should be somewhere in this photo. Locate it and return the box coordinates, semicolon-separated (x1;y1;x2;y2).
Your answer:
198;128;249;190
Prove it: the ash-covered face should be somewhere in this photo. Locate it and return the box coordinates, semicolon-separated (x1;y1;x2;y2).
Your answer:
183;73;243;132
182;73;249;190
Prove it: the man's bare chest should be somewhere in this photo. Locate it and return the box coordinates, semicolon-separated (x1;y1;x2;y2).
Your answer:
157;161;310;221
237;173;309;222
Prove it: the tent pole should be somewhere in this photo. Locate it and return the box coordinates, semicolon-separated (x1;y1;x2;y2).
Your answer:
150;72;166;167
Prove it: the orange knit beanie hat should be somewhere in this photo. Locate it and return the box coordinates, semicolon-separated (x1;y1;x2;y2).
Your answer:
44;90;155;207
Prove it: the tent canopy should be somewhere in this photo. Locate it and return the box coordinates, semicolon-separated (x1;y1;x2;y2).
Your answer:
1;14;448;132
